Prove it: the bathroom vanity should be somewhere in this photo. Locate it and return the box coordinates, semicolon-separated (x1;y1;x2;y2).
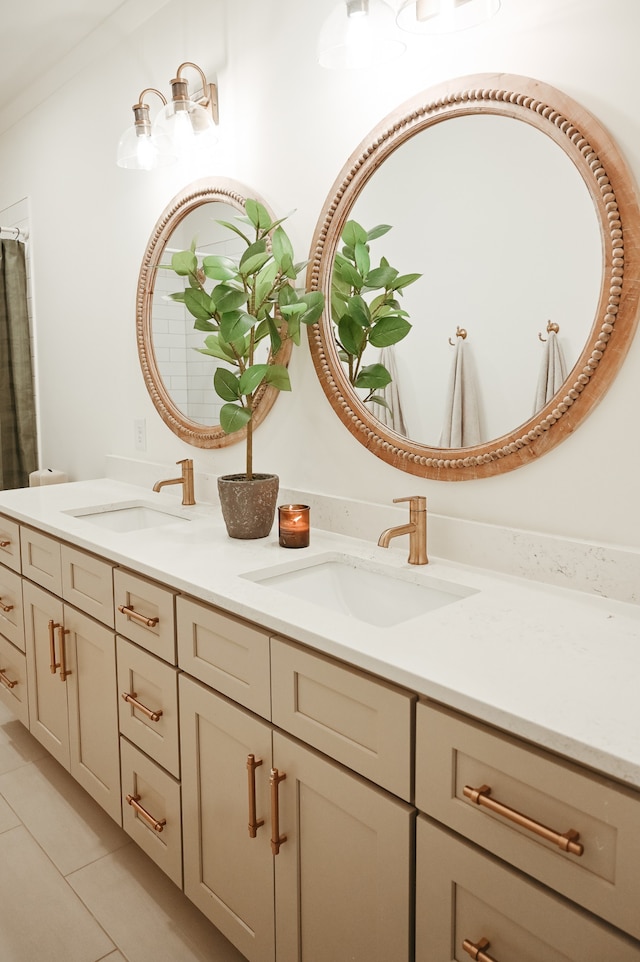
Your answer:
0;478;639;961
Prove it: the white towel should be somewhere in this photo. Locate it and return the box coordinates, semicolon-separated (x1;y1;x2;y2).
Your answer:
370;346;408;436
439;337;481;448
533;331;567;412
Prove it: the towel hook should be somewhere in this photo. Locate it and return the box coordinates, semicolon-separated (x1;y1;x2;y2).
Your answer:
448;326;468;346
538;320;560;342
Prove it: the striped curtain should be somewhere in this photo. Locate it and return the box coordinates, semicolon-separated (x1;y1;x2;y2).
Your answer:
0;239;37;489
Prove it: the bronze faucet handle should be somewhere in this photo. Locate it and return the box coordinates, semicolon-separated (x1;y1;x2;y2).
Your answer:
393;495;426;510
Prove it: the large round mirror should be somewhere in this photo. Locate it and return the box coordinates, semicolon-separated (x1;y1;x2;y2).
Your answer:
137;179;291;447
307;74;640;480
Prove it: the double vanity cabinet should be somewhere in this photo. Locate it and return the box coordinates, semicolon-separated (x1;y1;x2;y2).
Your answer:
1;502;639;962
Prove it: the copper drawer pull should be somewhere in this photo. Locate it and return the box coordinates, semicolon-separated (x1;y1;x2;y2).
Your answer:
126;793;166;832
56;624;71;682
118;604;159;628
121;691;163;722
0;669;18;690
247;754;264;838
48;619;60;674
0;540;10;548
0;597;14;613
464;783;584;856
463;937;498;961
270;768;287;855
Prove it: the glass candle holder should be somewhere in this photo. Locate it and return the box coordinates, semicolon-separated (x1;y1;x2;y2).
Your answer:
278;504;310;548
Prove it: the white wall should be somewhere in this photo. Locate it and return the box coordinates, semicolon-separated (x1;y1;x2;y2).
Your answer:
0;0;639;549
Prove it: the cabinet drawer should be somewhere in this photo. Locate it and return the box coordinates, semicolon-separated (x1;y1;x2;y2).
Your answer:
0;516;21;572
120;737;182;888
21;527;61;594
271;638;414;801
61;545;114;627
177;596;270;719
114;569;176;664
0;633;29;726
117;637;179;777
416;701;640;940
416;816;640;961
0;565;24;650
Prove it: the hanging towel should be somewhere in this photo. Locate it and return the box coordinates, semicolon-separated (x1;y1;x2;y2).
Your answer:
370;346;408;436
533;330;567;413
439;337;481;448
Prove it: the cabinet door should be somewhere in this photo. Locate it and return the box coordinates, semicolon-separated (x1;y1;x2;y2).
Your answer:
65;606;121;824
180;674;275;962
23;580;70;768
0;632;29;726
273;730;414;962
0;564;24;650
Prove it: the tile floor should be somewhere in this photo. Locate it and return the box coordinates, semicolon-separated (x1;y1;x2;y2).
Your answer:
0;698;245;962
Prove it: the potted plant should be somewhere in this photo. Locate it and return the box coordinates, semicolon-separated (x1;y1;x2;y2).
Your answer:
164;199;324;538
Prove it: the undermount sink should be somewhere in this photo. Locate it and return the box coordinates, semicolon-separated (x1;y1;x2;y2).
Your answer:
243;554;476;627
63;501;193;533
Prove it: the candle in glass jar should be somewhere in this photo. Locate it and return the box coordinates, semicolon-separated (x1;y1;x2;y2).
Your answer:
278;504;310;548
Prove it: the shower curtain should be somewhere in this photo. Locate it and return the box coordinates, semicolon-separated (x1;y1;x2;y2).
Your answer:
0;239;37;489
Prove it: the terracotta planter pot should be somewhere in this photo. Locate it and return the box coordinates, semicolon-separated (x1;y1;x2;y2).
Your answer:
217;473;279;540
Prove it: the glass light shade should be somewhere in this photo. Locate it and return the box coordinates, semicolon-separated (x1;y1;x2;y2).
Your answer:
396;0;500;34
153;99;218;162
318;0;406;70
116;124;176;170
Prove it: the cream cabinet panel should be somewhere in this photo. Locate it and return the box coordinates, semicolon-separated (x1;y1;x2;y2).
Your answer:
416;700;640;940
117;636;180;778
114;569;176;663
121;737;182;888
271;637;414;801
273;729;414;962
0;564;24;650
180;673;275;962
177;596;271;719
0;515;20;572
416;816;640;961
61;545;114;628
23;580;69;767
21;527;62;595
0;632;29;726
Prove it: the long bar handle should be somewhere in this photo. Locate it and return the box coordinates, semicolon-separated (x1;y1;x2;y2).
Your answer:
121;691;163;723
56;625;71;682
463;937;498;961
463;784;584;856
247;754;264;838
270;768;287;855
0;597;14;613
126;793;166;833
118;604;159;628
48;619;60;674
0;539;10;548
0;669;18;690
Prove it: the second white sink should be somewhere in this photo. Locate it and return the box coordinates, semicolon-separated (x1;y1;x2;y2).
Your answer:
243;554;476;627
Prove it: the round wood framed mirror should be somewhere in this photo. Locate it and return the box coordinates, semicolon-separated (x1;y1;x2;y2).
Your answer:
137;178;292;448
306;74;640;480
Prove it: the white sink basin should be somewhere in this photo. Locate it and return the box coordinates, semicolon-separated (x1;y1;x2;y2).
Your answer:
243;554;476;627
63;501;193;533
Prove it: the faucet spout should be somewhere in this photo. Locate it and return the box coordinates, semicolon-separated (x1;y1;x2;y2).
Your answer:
152;459;195;506
377;496;428;565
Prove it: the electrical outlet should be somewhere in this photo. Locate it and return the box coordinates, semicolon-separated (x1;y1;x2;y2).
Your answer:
134;419;146;452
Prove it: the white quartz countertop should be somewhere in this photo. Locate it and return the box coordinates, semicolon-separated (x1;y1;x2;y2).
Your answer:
1;478;639;790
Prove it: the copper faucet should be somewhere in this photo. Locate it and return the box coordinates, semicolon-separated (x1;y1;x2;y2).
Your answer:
378;496;428;565
152;459;195;505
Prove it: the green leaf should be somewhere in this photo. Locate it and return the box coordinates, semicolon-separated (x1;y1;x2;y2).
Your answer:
367;395;392;411
271;226;294;270
239;239;267;268
214;368;241;401
347;295;371;328
338;315;366;356
193;318;217;333
354;363;392;390
239;364;269;396
202;255;238;281
369;316;412;348
266;315;283;353
333;258;363;291
354;242;370;279
341;220;368;248
264;365;292;391
279;302;306;317
331;290;348;322
220;403;252;434
245;199;272;231
278;284;298;308
170;250;197;276
184;288;215;321
366;224;392;241
216;219;252;245
298;291;325;326
210;285;248;313
255;260;280;306
391;272;422;291
365;265;399;290
219;310;256;344
199;334;237;362
167;291;186;303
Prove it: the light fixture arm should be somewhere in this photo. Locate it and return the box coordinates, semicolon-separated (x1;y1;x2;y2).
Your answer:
172;61;219;125
131;88;168;137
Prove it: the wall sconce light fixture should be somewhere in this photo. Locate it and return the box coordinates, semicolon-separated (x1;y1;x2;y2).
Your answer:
318;0;406;70
396;0;500;34
116;62;219;170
